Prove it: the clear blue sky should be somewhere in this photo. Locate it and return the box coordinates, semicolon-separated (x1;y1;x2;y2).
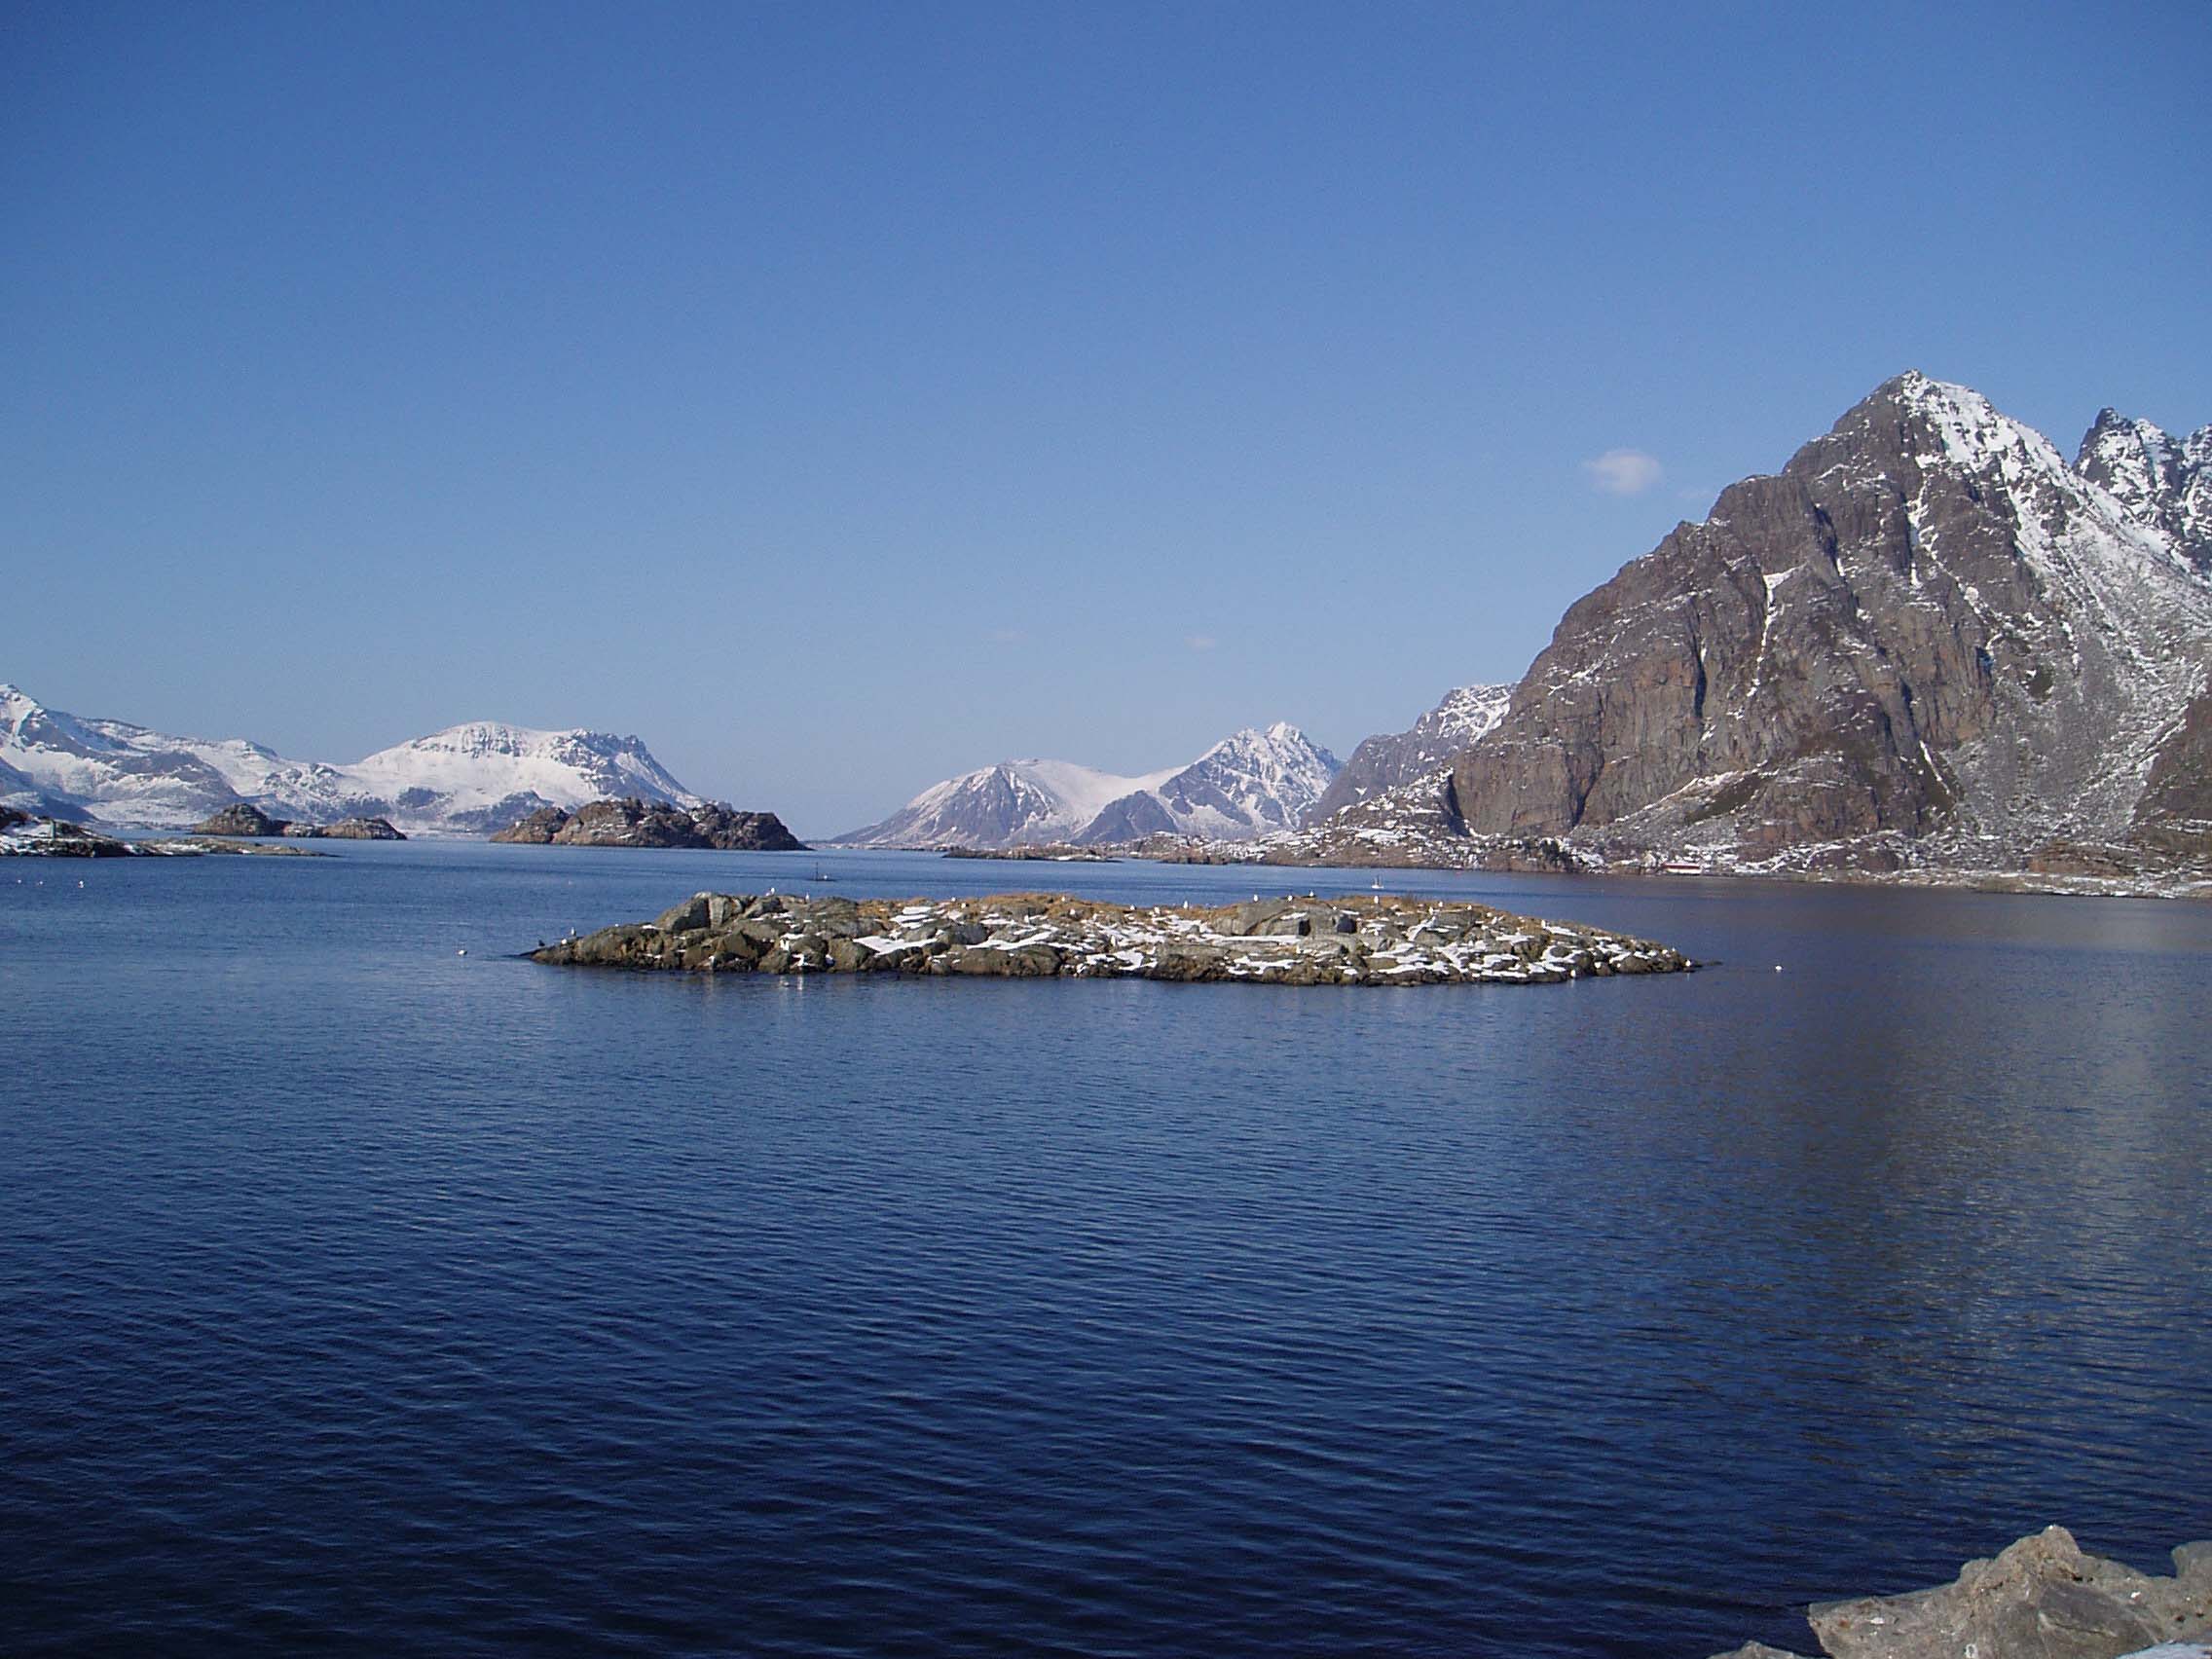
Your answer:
5;1;2208;835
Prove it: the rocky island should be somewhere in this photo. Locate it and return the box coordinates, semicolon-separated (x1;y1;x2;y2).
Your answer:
192;804;405;839
1711;1525;2211;1659
492;797;805;851
528;890;1693;984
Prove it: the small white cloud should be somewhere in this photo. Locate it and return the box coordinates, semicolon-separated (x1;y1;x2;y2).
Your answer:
1584;448;1664;496
1185;634;1218;651
989;627;1027;645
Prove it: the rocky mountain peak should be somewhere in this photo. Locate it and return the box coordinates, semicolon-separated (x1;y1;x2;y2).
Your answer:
2076;405;2212;571
1445;372;2212;876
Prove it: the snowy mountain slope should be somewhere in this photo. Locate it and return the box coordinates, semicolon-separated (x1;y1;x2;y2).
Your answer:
340;722;702;833
0;683;701;834
834;724;1341;848
1449;372;2212;872
1308;684;1512;824
1127;722;1341;842
2076;408;2212;571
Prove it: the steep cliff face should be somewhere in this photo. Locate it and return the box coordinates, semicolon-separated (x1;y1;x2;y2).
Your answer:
1451;373;2212;871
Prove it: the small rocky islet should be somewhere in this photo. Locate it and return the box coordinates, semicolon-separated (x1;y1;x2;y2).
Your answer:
528;890;1694;984
491;797;805;851
192;803;405;839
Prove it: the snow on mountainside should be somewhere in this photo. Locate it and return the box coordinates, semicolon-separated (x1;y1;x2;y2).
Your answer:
2076;407;2212;571
0;683;700;834
340;722;701;833
833;723;1341;848
1447;371;2212;876
1307;683;1512;825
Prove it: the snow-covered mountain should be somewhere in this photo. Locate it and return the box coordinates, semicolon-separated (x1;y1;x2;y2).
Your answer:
834;723;1342;848
1446;372;2212;874
0;683;700;835
1307;683;1512;825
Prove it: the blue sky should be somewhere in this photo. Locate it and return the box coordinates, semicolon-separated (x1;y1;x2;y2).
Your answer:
5;1;2208;835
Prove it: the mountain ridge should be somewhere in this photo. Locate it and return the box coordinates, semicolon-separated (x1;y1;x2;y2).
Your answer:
0;682;703;836
834;723;1342;849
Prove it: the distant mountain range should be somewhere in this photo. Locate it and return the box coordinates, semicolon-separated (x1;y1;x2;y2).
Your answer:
0;683;700;836
19;372;2206;885
833;722;1342;849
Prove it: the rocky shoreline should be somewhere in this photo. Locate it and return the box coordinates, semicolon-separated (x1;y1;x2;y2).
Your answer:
1712;1526;2210;1659
942;843;1119;863
1115;813;2212;902
0;808;328;858
528;890;1694;984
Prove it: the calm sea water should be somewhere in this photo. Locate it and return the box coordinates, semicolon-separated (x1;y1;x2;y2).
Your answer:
3;843;2208;1657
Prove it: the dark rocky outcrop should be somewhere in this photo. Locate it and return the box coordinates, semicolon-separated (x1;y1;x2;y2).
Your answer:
286;816;404;840
192;804;404;840
1711;1526;2212;1659
529;891;1692;984
491;797;805;851
194;803;288;836
487;805;570;843
1443;374;2212;878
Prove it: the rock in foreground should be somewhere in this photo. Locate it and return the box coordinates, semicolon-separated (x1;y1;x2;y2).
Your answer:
529;891;1693;984
492;797;804;851
1712;1526;2212;1659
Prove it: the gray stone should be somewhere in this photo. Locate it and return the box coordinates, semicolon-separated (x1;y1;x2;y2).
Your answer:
1709;1526;2212;1659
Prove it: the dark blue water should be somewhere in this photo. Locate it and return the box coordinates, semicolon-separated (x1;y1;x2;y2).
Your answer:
4;844;2208;1656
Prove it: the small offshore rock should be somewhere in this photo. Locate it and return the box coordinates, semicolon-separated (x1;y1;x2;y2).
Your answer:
192;804;405;839
194;803;290;836
490;797;805;851
1709;1525;2212;1659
